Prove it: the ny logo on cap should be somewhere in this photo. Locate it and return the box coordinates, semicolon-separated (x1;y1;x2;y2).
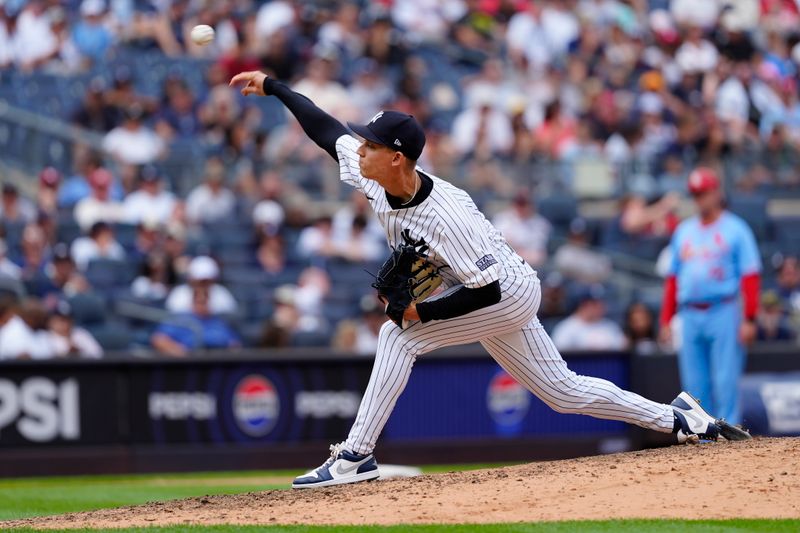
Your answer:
369;111;384;124
394;139;402;146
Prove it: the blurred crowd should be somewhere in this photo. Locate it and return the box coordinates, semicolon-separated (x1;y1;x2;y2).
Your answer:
2;0;800;358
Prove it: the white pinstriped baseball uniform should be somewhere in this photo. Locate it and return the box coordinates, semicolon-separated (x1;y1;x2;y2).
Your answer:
334;134;675;455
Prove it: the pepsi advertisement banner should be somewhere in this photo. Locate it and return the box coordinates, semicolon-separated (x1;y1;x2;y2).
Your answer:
126;361;371;445
125;355;627;446
0;352;629;448
0;368;120;447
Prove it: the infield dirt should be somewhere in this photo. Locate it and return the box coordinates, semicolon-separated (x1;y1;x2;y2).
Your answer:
6;437;799;529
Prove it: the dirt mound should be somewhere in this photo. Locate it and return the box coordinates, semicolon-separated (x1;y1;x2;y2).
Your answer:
6;438;799;529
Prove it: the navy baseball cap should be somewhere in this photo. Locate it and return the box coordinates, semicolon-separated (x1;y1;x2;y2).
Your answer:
348;111;426;161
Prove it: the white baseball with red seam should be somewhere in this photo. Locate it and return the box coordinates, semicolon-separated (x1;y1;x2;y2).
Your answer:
190;25;215;46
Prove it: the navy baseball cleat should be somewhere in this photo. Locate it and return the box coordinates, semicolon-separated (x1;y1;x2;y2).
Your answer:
671;391;752;444
292;442;379;489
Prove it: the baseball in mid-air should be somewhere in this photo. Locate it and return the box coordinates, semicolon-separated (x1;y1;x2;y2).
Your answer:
190;25;215;46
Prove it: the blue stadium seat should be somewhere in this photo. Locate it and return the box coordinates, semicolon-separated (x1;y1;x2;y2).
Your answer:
87;321;133;352
537;195;578;230
67;292;107;326
85;259;136;290
729;195;770;240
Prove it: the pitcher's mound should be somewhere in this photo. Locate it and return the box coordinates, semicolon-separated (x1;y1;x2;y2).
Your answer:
6;437;799;529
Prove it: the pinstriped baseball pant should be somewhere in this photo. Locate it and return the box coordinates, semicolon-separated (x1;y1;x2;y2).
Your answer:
345;275;675;455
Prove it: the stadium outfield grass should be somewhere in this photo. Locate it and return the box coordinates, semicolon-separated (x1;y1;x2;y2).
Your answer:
2;470;797;532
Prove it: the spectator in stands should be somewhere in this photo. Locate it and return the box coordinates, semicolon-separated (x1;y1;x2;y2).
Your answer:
333;191;383;245
13;1;60;72
292;51;354;118
551;285;627;352
185;158;235;225
757;290;796;342
538;271;569;322
18;224;50;281
0;7;13;70
163;222;191;280
553;218;611;284
37;167;61;217
71;78;118;133
491;191;551;267
332;295;386;356
0;183;37;225
122;165;176;225
151;285;241;357
47;300;103;358
297;216;336;259
533;101;578;160
618;192;680;238
155;79;201;140
256;231;286;277
17;298;58;359
36;243;90;304
165;255;237;315
131;251;174;301
70;221;125;271
0;238;21;280
775;255;800;320
0;294;36;360
451;86;514;159
73;167;123;231
624;302;659;355
259;279;329;348
72;0;113;66
104;66;158;116
128;219;160;262
348;58;395;122
103;104;165;165
334;215;384;263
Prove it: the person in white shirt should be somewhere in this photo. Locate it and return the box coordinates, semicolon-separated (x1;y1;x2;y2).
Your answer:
165;255;237;315
0;238;22;280
674;24;719;75
551;285;627;352
123;165;176;225
332;191;383;255
12;1;59;71
492;191;552;267
0;295;35;360
47;300;103;359
451;87;514;158
70;221;126;271
73;167;123;231
102;104;165;165
185;159;235;225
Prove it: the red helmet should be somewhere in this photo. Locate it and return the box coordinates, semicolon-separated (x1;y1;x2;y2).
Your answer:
688;167;720;195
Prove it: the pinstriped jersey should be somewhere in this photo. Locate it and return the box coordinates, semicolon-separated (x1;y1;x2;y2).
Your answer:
336;135;536;289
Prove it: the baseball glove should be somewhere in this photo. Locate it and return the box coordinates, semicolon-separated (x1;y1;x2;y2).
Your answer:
372;229;442;329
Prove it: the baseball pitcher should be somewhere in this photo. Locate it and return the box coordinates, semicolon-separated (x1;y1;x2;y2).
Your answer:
230;71;751;489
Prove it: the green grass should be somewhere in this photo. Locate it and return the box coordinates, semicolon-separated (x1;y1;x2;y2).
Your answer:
7;520;800;532
0;464;517;521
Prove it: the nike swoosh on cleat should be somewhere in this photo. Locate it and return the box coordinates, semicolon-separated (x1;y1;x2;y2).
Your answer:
335;457;371;476
679;409;706;433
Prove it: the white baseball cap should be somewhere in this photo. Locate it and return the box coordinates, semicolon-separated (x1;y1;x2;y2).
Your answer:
187;256;219;281
80;0;106;17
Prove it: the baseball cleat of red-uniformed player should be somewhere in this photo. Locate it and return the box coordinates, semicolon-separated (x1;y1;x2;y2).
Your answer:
671;392;752;444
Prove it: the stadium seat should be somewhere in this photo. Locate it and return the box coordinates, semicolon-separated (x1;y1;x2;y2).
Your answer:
729;196;770;240
87;321;133;352
537;195;578;231
85;259;136;290
67;292;108;326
